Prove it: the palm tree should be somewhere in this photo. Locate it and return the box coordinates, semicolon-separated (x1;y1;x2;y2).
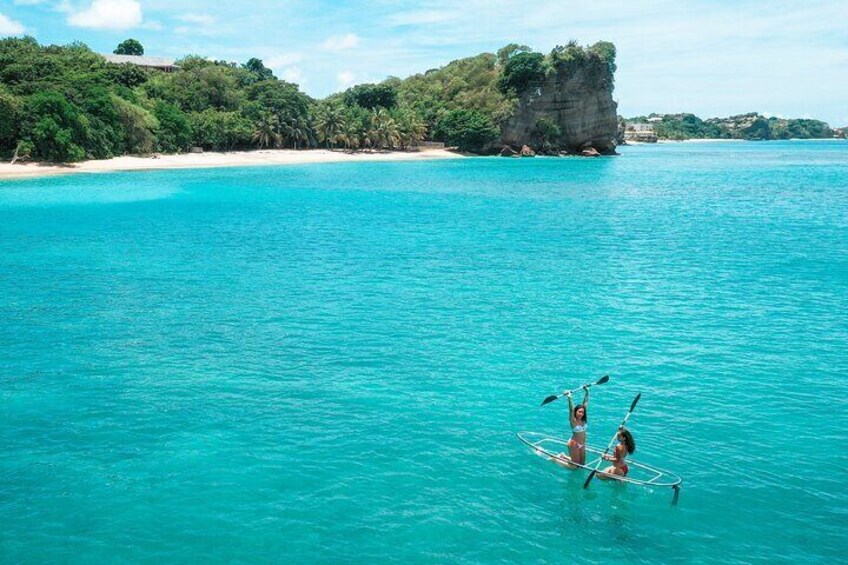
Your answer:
252;114;280;149
278;113;313;149
315;106;347;150
368;108;400;150
395;109;427;150
339;121;362;151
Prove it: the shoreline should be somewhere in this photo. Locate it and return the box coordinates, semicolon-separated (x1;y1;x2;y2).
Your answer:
0;148;464;180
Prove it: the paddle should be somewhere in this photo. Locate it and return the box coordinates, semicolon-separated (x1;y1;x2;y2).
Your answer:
540;375;609;406
583;392;641;489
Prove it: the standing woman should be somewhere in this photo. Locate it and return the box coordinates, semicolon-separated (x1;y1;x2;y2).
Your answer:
566;386;590;466
599;427;636;479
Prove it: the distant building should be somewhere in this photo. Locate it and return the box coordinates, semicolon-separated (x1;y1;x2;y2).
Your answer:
623;121;658;143
102;54;178;72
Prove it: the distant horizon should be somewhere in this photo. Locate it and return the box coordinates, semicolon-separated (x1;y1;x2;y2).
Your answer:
2;1;847;126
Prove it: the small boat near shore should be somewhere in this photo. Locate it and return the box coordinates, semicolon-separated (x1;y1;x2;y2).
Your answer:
517;431;682;502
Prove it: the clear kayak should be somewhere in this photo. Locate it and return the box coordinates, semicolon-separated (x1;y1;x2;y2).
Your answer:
517;431;683;493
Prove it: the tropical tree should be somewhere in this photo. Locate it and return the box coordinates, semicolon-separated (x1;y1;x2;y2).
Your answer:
0;86;21;151
343;83;397;110
242;58;275;83
314;104;347;149
279;113;313;149
114;39;144;56
20;90;90;162
252;113;280;148
153;101;193;152
496;43;531;66
434;109;499;153
498;51;546;94
393;107;427;149
338;121;362;151
112;94;159;153
370;108;401;149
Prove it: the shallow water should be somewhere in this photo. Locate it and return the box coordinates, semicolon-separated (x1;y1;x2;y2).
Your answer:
1;141;846;563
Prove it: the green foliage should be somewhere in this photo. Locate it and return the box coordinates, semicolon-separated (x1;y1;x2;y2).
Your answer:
498;51;545;94
12;139;34;162
769;117;831;139
588;41;617;75
392;106;427;149
153;102;193;152
252;114;280;149
245;80;310;119
314;103;347;148
112;95;158;153
242;58;275;83
20;91;89;161
740;116;771;140
637;112;834;141
106;63;149;87
496;44;531;66
651;113;722;140
189;109;253;151
549;42;586;67
397;52;513;136
156;63;245;112
0;86;21;150
434;109;499;152
535;117;561;148
114;39;144;56
343;83;398;110
0;36;629;161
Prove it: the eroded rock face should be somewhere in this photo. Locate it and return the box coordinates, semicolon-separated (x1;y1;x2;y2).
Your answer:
500;58;618;154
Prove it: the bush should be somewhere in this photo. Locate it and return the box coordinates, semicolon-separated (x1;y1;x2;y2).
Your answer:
21;91;89;161
435;109;499;153
498;51;545;94
154;102;193;152
343;83;398;110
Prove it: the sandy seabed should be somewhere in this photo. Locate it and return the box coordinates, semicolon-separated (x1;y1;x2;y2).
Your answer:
0;148;463;180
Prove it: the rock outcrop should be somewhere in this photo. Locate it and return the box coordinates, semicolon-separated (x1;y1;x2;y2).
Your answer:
500;57;618;154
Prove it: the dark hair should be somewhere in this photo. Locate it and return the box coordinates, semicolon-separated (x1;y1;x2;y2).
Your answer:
573;404;587;423
619;428;635;455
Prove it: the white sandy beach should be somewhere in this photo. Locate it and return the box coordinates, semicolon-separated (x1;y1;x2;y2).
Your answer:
0;148;464;180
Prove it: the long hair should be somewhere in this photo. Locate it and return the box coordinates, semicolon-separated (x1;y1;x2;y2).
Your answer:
573;404;587;423
619;427;635;454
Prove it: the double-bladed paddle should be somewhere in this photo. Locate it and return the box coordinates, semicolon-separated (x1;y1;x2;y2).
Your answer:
583;392;641;489
540;375;609;406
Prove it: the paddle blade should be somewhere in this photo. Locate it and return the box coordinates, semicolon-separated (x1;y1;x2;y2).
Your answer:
583;469;597;489
596;375;610;385
629;392;642;412
540;395;559;406
671;485;680;506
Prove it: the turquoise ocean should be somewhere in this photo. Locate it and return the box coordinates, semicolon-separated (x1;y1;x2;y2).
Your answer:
1;141;846;563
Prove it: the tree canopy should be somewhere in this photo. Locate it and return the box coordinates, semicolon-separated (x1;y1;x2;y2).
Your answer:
114;39;144;56
0;37;637;161
628;112;834;141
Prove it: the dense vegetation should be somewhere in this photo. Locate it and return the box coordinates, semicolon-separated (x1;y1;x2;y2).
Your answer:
0;36;616;162
627;112;838;141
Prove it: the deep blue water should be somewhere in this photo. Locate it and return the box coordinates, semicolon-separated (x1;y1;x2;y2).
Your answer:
1;141;846;563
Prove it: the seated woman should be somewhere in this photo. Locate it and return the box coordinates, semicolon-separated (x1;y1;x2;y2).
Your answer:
598;427;635;480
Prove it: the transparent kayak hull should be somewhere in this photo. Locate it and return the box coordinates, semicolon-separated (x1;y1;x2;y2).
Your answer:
517;431;682;489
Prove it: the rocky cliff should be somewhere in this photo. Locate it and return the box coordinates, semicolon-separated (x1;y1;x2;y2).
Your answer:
500;54;618;154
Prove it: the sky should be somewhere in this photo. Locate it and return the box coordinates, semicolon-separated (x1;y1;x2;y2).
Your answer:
1;0;847;125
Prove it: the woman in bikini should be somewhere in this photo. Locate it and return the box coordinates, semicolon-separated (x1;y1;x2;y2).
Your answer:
599;427;636;480
565;386;589;466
